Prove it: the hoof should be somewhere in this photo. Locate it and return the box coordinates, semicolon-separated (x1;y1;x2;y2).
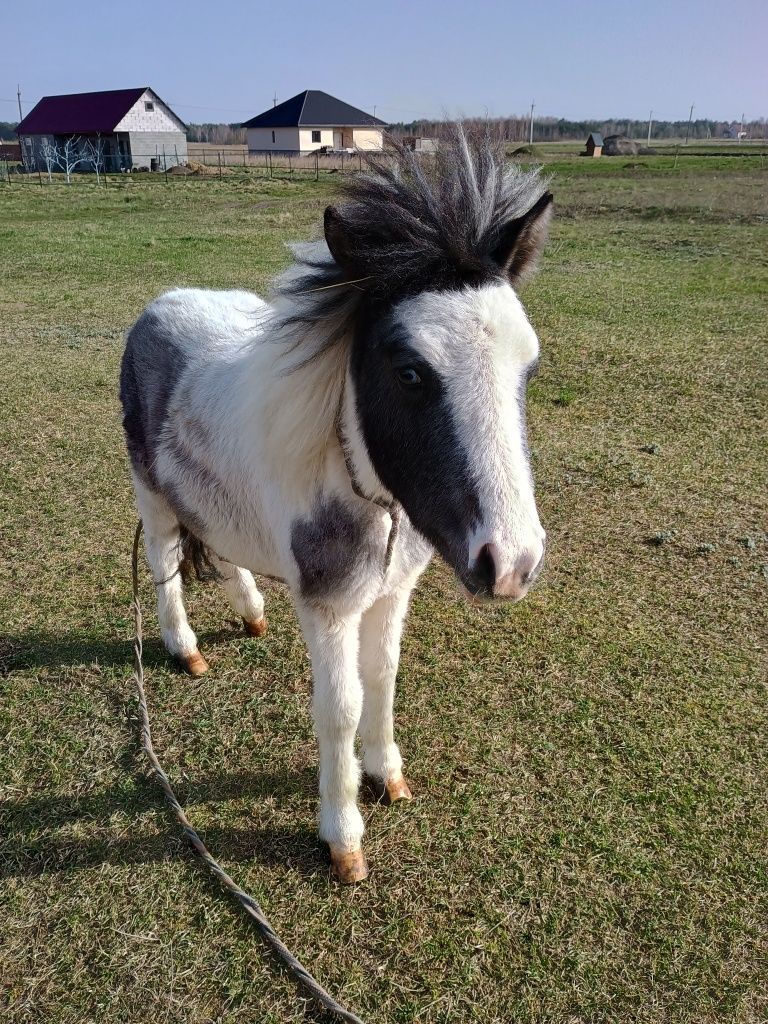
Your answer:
243;615;268;638
180;650;209;676
363;773;413;806
329;846;368;884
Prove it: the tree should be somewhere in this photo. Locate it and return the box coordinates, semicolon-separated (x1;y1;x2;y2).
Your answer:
40;139;59;182
83;134;106;184
55;135;88;183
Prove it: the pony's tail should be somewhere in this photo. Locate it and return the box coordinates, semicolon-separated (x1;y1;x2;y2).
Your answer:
178;525;222;584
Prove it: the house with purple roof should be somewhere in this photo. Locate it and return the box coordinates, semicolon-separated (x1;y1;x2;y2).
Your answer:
16;87;187;172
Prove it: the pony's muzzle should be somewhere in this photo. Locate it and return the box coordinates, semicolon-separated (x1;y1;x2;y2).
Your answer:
466;539;545;602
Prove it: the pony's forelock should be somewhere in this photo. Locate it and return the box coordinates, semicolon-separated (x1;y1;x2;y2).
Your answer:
271;126;550;363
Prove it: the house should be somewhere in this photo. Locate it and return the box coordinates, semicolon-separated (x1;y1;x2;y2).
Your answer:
402;136;438;154
242;90;386;154
16;87;187;172
585;132;603;157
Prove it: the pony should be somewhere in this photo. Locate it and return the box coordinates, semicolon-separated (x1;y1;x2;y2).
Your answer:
119;130;553;882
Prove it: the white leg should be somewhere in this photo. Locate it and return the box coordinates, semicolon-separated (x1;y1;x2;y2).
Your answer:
132;475;206;675
296;603;367;882
210;555;267;636
358;586;413;802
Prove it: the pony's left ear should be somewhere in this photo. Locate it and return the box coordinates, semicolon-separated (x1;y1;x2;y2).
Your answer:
491;192;554;286
324;205;356;272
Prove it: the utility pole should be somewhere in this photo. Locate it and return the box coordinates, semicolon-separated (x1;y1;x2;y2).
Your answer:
684;102;694;144
529;100;535;145
647;109;653;145
273;92;277;107
17;84;23;122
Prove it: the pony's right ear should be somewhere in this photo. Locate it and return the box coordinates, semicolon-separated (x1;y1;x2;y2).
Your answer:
324;206;356;272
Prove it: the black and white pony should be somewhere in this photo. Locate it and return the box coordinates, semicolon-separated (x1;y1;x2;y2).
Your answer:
120;131;552;882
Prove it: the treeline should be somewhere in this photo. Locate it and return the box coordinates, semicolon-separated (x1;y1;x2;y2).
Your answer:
6;115;766;146
390;116;767;142
186;123;247;144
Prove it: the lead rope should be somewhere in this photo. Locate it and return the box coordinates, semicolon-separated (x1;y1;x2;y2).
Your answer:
130;520;366;1024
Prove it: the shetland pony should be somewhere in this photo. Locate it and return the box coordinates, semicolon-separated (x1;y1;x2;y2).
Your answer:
120;131;552;881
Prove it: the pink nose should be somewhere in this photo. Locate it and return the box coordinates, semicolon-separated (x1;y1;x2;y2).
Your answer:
471;541;544;600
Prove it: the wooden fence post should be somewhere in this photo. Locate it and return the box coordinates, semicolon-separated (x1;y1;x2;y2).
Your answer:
218;151;222;179
163;147;168;183
315;151;319;181
268;151;273;178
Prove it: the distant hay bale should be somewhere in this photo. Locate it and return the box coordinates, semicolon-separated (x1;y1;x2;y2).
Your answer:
602;135;640;156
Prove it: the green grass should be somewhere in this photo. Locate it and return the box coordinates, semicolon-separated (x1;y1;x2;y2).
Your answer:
1;159;767;1024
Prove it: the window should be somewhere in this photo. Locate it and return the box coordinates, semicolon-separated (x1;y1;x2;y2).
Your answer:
271;131;275;144
144;101;154;112
311;130;321;143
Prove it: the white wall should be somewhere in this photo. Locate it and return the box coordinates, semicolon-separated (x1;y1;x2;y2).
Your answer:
246;125;384;154
298;128;334;152
247;127;301;152
115;89;186;133
351;128;384;151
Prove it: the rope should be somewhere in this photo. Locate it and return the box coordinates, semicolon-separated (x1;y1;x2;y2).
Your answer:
130;520;366;1024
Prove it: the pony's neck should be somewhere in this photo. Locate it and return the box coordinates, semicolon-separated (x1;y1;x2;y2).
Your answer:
339;368;392;504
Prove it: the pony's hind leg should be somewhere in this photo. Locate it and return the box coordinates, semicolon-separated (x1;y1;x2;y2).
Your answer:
132;474;208;676
210;556;267;637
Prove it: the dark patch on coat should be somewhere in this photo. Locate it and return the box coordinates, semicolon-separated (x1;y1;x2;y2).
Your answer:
119;307;188;488
349;310;482;580
291;496;382;602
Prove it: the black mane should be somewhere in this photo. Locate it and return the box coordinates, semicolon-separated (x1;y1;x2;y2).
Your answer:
273;126;549;352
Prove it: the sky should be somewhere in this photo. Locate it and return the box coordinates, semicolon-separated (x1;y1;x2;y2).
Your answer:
2;0;765;126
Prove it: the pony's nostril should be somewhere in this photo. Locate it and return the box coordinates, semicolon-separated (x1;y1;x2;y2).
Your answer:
474;543;497;592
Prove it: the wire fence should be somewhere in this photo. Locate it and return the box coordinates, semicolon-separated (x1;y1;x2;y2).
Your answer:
1;145;389;188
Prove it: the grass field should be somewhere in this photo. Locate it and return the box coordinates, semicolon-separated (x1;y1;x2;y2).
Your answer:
1;154;766;1023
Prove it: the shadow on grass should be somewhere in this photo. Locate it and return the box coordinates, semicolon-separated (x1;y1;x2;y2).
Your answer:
0;625;262;675
0;764;323;880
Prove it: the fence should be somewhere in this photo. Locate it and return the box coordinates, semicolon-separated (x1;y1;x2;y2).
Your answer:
1;145;392;187
187;143;373;174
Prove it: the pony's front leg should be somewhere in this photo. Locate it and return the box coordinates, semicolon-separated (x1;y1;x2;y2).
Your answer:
358;586;413;805
297;604;367;883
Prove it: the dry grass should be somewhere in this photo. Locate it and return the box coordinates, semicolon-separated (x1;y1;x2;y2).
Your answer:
0;159;766;1023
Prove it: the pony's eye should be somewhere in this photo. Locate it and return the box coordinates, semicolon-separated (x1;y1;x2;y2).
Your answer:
397;367;422;387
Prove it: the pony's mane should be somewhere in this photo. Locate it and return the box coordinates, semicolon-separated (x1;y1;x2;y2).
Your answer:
271;126;549;358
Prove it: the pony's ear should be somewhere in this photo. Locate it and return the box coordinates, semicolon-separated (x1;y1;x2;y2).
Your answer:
324;206;356;272
491;192;554;286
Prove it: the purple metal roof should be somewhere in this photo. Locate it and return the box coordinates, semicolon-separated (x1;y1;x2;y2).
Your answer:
17;88;151;135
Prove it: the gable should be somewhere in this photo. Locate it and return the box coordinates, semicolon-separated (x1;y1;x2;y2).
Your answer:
114;89;186;133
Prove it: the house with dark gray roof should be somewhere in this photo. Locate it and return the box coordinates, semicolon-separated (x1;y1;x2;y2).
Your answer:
242;90;386;154
16;87;187;172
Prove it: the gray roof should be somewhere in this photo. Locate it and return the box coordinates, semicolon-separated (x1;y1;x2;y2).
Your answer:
587;132;604;146
242;90;386;129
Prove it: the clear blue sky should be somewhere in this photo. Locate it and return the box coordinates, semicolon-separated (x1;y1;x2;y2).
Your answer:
3;0;765;124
